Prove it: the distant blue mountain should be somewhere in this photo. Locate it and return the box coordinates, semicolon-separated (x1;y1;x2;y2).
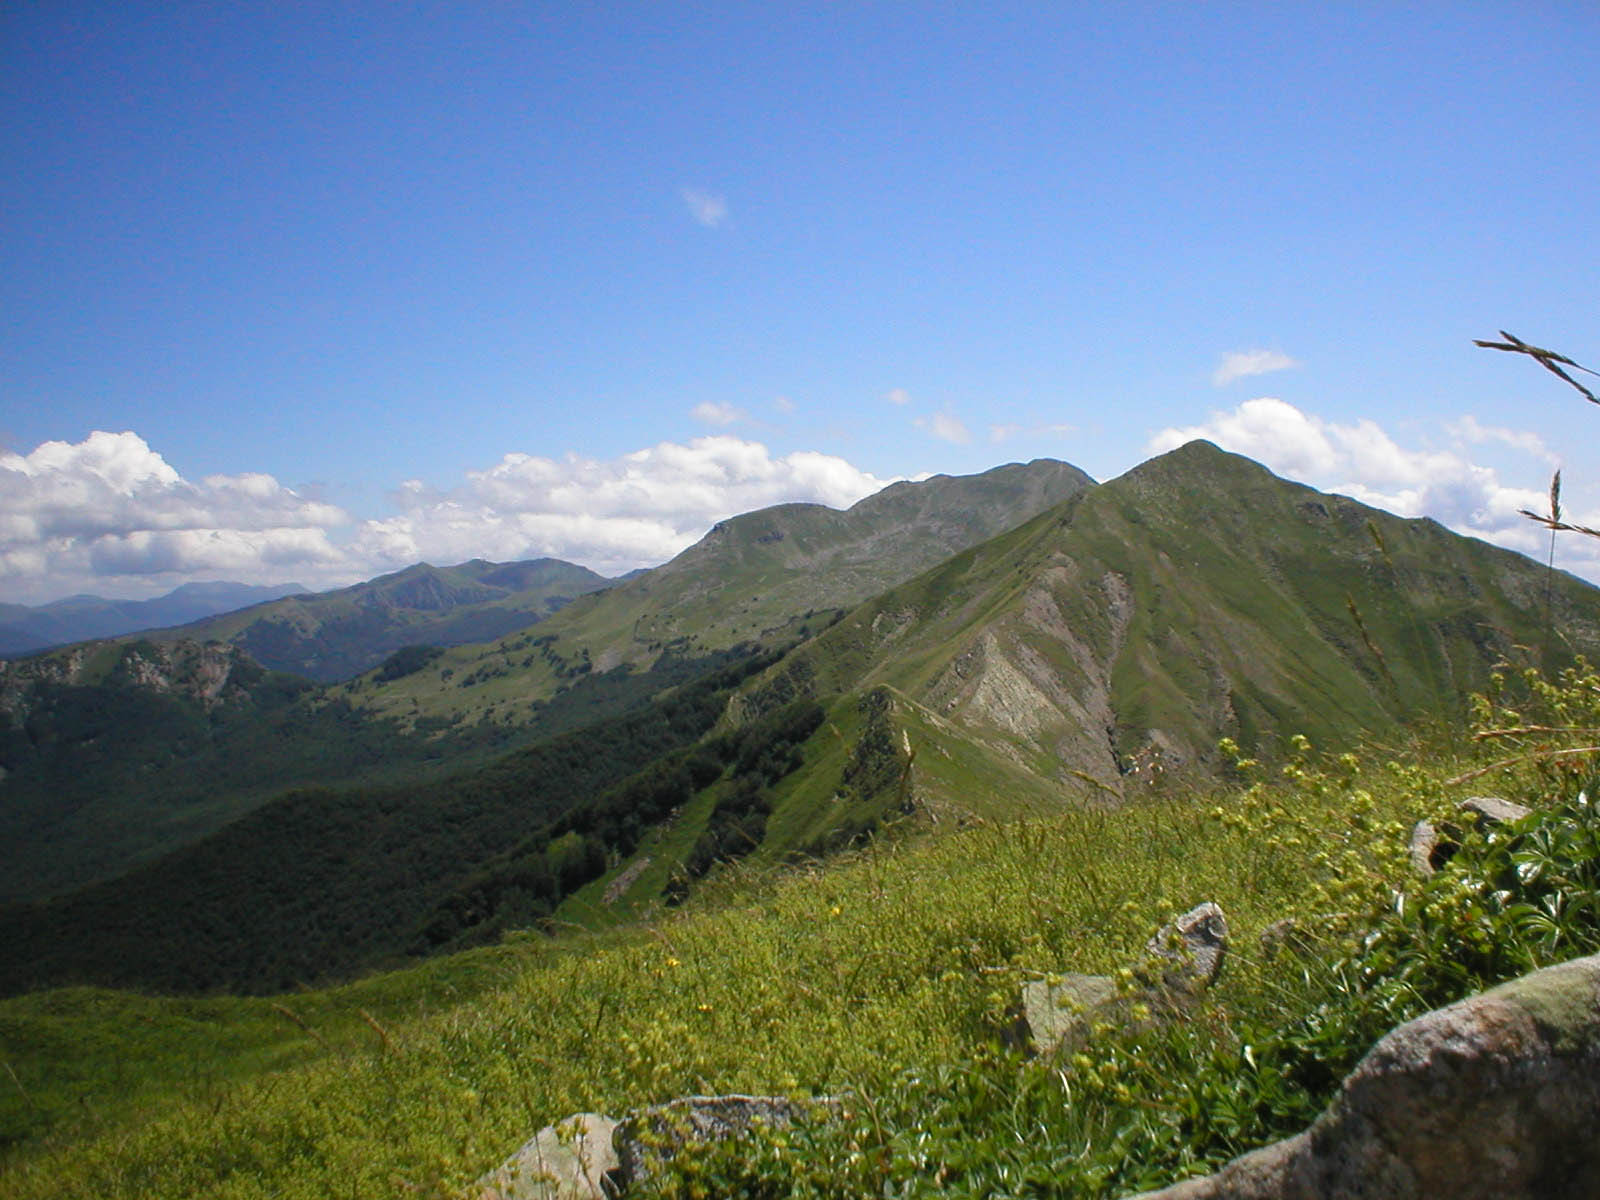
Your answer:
0;581;309;656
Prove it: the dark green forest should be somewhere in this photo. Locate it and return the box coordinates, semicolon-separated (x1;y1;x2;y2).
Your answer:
0;650;786;996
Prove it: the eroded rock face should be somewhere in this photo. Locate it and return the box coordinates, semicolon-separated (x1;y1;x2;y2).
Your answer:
1129;952;1600;1200
475;1113;620;1200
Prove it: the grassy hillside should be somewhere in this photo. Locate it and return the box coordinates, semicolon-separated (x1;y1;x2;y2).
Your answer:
145;557;612;682
5;685;1598;1197
342;459;1094;727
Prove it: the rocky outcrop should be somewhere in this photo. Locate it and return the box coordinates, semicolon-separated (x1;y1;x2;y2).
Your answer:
476;1096;839;1200
1144;901;1227;993
0;638;256;721
1129;952;1600;1200
1407;818;1453;876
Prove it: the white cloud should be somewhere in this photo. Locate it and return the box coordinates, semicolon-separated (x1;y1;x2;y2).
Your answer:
884;388;911;406
691;401;743;427
1449;415;1557;462
681;187;728;229
1147;399;1600;578
353;436;894;578
1;431;900;605
1213;349;1300;387
990;421;1077;444
773;395;795;414
914;412;972;445
0;431;350;602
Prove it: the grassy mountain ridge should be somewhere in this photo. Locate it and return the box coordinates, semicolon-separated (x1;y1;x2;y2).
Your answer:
143;557;612;682
343;459;1094;726
10;711;1599;1198
728;441;1600;809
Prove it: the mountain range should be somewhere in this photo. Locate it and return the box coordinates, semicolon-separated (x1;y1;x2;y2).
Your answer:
0;581;307;656
141;556;614;682
2;443;1598;996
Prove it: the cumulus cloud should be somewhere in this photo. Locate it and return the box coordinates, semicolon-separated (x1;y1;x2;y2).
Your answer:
914;412;972;445
1213;349;1300;387
352;436;894;578
691;401;744;427
1449;415;1557;462
1;431;900;605
0;431;349;602
884;388;911;406
1147;398;1600;577
681;187;729;228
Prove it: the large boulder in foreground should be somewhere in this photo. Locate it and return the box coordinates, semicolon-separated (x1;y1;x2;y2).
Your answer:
1130;952;1600;1199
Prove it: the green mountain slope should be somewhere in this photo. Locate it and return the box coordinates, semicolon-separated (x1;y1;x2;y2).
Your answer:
146;558;611;682
728;441;1600;813
346;459;1094;725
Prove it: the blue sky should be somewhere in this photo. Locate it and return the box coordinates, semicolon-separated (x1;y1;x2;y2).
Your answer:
3;2;1598;603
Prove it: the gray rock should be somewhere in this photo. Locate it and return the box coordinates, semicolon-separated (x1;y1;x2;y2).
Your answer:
1128;952;1600;1199
1407;819;1462;876
1144;901;1228;992
1013;904;1228;1057
1459;795;1534;827
1014;973;1120;1056
476;1113;621;1200
1408;818;1439;876
614;1094;839;1190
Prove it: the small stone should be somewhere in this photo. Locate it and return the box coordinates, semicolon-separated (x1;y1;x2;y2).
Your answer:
1458;796;1533;827
1408;819;1462;876
1013;973;1119;1057
476;1113;621;1200
1144;902;1227;992
614;1094;839;1190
